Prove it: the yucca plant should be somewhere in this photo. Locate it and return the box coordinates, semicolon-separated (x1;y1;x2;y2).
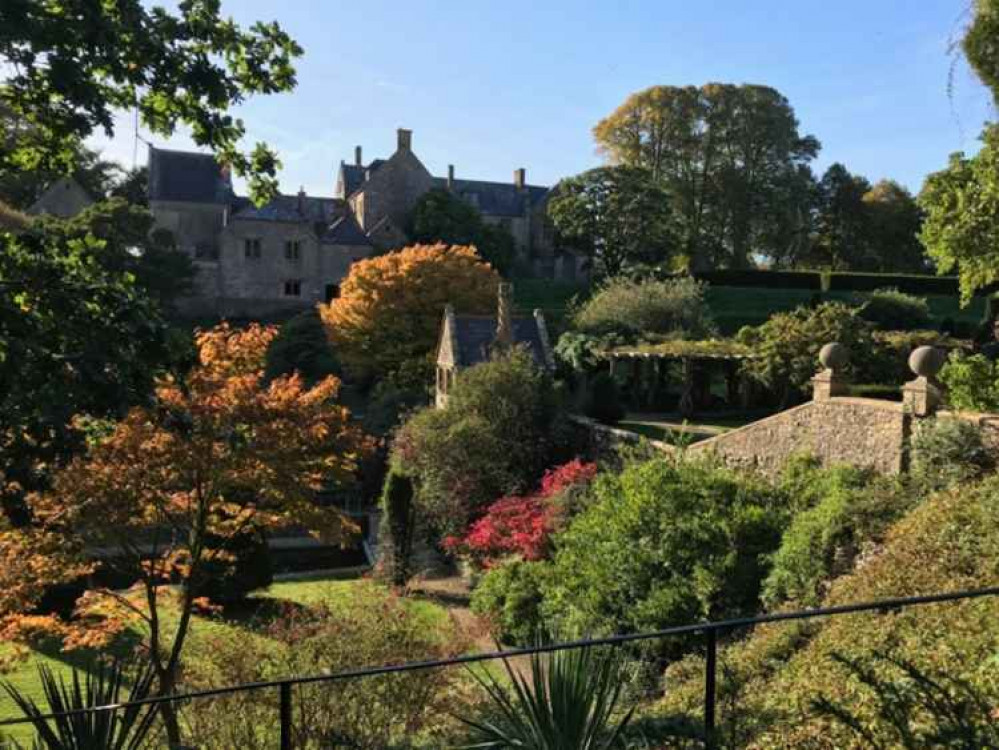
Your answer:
1;660;158;750
457;644;635;750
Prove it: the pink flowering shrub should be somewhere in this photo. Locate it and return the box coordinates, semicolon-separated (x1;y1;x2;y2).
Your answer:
445;459;597;567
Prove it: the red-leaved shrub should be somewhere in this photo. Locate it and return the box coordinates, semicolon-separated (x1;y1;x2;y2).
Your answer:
445;459;596;567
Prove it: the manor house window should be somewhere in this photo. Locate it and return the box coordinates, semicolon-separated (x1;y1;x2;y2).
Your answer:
283;279;302;297
284;239;301;261
244;237;262;259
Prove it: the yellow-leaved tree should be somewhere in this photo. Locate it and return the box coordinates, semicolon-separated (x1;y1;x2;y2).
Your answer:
0;323;369;746
320;243;501;382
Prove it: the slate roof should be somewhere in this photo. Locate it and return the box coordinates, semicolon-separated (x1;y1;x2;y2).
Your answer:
322;215;372;246
432;178;549;217
231;194;340;223
451;316;549;369
148;147;231;203
339;160;386;197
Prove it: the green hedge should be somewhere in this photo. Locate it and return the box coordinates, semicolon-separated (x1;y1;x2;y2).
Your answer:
689;269;973;297
826;272;961;295
693;269;822;290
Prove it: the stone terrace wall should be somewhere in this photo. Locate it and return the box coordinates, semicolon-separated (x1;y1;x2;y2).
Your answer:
687;398;908;476
573;400;999;479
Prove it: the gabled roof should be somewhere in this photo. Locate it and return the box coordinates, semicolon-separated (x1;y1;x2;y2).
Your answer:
322;215;372;246
446;315;551;369
339;160;387;197
148;147;231;203
432;178;548;217
231;194;340;223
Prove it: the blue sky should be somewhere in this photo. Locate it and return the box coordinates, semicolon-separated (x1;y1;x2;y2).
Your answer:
92;0;995;197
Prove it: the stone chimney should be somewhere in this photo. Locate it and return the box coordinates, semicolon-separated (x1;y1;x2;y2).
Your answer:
514;168;526;190
447;164;455;190
297;186;306;214
355;145;363;166
495;283;515;348
397;128;412;152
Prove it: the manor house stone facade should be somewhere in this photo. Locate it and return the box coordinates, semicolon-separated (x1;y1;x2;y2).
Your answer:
150;128;571;318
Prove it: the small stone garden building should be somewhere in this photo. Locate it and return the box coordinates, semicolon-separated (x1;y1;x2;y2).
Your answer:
435;283;555;407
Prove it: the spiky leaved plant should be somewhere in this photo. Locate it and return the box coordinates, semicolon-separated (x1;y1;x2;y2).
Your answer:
1;660;157;750
457;644;635;750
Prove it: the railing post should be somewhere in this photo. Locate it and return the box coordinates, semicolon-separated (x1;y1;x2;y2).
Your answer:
704;627;717;749
279;682;292;750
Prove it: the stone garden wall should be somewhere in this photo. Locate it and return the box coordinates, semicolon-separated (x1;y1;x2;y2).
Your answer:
574;345;999;478
685;398;908;476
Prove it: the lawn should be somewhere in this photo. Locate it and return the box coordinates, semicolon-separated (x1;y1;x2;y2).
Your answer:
616;412;760;445
0;578;449;746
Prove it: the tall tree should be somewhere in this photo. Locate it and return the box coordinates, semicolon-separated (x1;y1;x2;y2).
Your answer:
0;207;172;524
963;0;999;104
409;188;516;275
592;83;820;268
547;166;678;277
1;324;368;746
919;125;999;303
912;2;999;303
0;0;302;205
862;180;927;272
320;243;501;384
811;163;872;269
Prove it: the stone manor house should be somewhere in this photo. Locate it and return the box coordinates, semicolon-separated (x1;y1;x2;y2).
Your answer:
149;128;579;317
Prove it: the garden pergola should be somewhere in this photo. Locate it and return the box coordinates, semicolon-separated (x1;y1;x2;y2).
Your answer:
602;340;758;417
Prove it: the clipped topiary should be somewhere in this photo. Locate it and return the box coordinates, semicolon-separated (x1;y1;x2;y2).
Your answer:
378;469;416;586
856;288;930;331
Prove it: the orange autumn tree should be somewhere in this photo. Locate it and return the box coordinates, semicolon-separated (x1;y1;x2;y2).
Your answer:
321;243;501;382
0;323;368;745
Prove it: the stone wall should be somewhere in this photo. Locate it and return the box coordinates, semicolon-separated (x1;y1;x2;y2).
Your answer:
352;148;435;232
687;398;909;476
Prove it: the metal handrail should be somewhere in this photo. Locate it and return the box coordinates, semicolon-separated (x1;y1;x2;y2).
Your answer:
2;585;997;749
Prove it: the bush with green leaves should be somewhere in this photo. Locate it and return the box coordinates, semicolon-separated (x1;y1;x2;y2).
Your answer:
812;649;999;749
855;288;930;331
660;474;999;749
470;559;551;646
939;351;999;412
571;276;715;341
393;348;568;536
910;416;994;493
738;302;875;406
181;583;470;750
764;460;913;607
541;456;784;658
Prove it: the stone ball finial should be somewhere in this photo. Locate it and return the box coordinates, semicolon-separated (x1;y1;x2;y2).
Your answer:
908;346;946;379
819;342;849;371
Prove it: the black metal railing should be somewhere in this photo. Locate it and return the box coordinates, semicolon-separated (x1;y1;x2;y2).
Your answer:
2;586;997;749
